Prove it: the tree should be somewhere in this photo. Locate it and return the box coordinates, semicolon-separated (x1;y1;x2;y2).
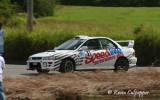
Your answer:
59;0;160;7
11;0;57;18
11;0;27;12
0;0;18;24
34;0;57;18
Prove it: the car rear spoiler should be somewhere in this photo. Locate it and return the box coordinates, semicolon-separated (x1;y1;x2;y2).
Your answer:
115;40;135;48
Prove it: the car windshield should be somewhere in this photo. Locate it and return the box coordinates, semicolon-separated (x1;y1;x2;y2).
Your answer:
56;38;85;50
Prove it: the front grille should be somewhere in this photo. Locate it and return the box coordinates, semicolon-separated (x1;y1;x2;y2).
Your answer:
29;62;41;70
32;57;42;60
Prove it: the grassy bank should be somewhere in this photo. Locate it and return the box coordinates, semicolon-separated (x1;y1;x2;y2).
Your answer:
39;6;160;34
7;6;160;35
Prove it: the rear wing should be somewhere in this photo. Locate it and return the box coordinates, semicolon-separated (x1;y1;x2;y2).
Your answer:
115;40;135;48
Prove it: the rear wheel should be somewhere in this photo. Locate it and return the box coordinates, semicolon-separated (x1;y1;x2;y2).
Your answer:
36;69;50;74
59;59;75;73
114;58;129;72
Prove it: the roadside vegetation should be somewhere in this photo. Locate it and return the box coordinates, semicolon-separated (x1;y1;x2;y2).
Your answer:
3;6;160;65
60;0;160;7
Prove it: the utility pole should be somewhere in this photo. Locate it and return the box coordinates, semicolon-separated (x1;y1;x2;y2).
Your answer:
27;0;33;31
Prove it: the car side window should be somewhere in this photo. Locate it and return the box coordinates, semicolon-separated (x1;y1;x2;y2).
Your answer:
83;39;101;50
99;39;117;49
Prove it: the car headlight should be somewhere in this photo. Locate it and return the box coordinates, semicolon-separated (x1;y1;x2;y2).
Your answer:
43;56;55;60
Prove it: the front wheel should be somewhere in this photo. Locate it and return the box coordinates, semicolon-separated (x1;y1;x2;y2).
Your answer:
36;69;50;74
114;58;129;72
59;59;75;73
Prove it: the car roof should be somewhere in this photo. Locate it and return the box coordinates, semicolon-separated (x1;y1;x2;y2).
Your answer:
75;35;110;40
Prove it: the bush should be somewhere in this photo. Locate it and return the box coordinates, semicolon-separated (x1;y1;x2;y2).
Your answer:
11;0;57;18
4;30;75;62
5;31;32;61
134;26;160;66
7;14;27;27
59;0;160;7
0;0;18;24
34;0;57;18
5;24;160;66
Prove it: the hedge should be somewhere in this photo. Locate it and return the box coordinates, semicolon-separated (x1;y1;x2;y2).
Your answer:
4;31;75;63
134;26;160;66
4;28;160;65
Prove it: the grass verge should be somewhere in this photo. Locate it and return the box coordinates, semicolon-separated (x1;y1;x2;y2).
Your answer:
4;68;160;100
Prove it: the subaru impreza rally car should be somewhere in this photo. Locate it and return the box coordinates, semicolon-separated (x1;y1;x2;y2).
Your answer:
27;35;137;73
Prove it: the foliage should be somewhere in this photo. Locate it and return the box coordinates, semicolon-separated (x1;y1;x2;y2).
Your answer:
4;30;76;61
11;0;26;12
11;0;57;18
34;0;57;18
60;0;160;7
134;25;160;65
0;0;18;24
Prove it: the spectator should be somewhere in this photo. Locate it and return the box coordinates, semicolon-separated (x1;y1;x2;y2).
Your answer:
0;23;4;56
0;56;5;100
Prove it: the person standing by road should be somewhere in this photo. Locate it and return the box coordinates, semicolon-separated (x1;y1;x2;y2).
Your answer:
0;56;5;100
0;23;4;56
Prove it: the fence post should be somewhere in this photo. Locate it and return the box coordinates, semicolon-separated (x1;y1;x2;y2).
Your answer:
27;0;33;31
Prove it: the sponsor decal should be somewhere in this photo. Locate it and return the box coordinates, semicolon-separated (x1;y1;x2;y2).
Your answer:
85;48;123;65
80;51;87;57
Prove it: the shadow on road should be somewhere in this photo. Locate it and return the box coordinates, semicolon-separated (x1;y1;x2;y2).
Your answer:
20;73;39;76
20;73;55;76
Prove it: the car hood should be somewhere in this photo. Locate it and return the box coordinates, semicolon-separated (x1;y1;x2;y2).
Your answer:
30;50;74;57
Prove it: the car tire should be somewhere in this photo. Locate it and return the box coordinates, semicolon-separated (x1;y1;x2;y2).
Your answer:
114;58;129;72
59;59;75;73
36;69;50;74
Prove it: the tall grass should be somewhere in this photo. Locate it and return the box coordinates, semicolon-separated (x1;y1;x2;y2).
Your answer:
4;69;160;99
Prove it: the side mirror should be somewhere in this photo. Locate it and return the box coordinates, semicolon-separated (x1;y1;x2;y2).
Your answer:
79;46;88;51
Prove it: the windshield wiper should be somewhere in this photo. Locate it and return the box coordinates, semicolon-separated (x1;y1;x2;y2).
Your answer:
56;49;65;50
47;50;55;52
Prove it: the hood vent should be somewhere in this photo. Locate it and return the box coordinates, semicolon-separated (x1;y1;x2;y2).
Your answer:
32;57;42;60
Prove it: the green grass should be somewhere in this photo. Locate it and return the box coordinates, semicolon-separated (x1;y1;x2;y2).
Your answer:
5;6;160;36
36;6;160;34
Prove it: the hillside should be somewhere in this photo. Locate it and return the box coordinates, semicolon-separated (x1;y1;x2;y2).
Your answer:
37;6;160;34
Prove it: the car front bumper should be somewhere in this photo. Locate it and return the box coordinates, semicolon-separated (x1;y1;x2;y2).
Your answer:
27;60;54;70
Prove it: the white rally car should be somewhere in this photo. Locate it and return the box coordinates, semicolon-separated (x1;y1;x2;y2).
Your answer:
27;35;137;73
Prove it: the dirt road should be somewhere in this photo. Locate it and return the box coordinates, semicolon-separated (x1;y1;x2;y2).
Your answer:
3;64;160;77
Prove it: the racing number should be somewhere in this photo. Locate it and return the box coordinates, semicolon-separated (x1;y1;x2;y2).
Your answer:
86;51;91;56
